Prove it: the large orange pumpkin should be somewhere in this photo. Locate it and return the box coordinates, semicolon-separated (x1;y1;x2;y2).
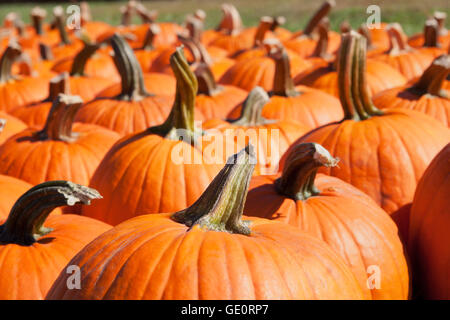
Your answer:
244;142;409;300
47;146;365;300
408;143;450;299
0;180;111;299
373;54;449;127
203;86;311;175
0;174;32;222
0;94;120;187
75;34;176;136
284;31;450;214
81;47;222;225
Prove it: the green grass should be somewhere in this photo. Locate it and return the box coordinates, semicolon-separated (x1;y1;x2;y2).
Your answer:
1;0;449;35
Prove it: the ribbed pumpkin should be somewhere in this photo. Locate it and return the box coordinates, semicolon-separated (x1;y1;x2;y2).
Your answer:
47;146;365;300
228;44;343;129
284;31;450;214
203;87;311;175
0;174;32;222
0;42;49;112
0;112;27;145
244;143;409;300
373;54;449;127
81;47;221;225
75;34;177;136
0;181;111;299
0;94;120;187
408;143;450;300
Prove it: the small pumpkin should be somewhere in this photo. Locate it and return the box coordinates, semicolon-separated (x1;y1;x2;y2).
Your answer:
0;181;111;299
373;54;450;127
47;146;365;300
284;31;450;214
244;142;409;300
408;12;450;50
81;47;221;225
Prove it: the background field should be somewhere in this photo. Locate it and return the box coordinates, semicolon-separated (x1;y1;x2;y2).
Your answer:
0;0;449;35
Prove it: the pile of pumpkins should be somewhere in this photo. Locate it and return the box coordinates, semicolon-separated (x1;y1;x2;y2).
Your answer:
0;0;449;300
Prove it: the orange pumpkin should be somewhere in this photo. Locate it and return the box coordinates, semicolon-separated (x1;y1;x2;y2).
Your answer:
203;87;311;175
408;12;450;50
47;146;365;300
0;181;111;299
75;34;176;136
373;54;450;127
0;112;27;145
408;143;450;299
0;174;32;222
284;31;450;214
244;143;409;300
81;47;221;225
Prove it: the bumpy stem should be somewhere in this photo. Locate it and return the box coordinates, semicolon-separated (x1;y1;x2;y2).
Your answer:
48;72;71;101
172;145;256;235
141;23;160;50
216;3;242;35
195;63;223;96
110;33;151;101
0;181;101;246
230;87;273;126
147;47;200;144
337;31;383;121
0;41;21;83
270;44;299;97
303;0;335;36
70;42;101;76
275;143;339;200
254;16;274;47
415;54;449;98
31;7;46;35
423;19;439;48
53;6;71;45
37;94;83;142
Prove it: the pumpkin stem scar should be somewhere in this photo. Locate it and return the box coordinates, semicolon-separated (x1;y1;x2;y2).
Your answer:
275;143;339;200
414;54;449;98
0;41;22;84
147;46;202;146
37;93;83;142
172;145;256;235
230;86;275;126
109;33;153;101
337;31;383;121
70;42;102;77
0;181;101;246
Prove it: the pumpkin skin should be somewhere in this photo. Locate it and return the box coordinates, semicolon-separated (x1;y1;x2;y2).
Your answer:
0;174;32;222
372;54;450;127
47;147;365;300
0;181;111;299
0;95;120;188
0;112;27;145
244;143;409;300
286;32;450;214
408;143;450;300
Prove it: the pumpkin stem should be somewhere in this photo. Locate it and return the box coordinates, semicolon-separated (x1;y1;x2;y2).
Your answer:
312;18;332;59
48;72;71;101
254;16;274;47
358;23;375;50
141;23;160;50
135;3;158;24
147;47;200;144
303;0;335;37
70;42;101;76
53;6;71;45
340;20;351;34
120;0;136;26
338;31;383;121
230;87;273;126
0;41;21;84
178;35;213;66
31;7;46;35
270;16;286;32
80;1;92;25
0;119;5;133
216;3;243;35
110;33;151;101
414;54;449;98
275;143;338;200
195;63;223;96
172;145;256;235
423;19;440;48
37;93;83;142
434;11;448;36
185;15;204;43
0;181;101;246
269;43;299;97
387;23;410;55
39;43;54;61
